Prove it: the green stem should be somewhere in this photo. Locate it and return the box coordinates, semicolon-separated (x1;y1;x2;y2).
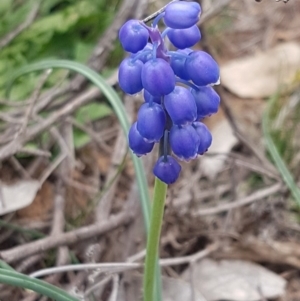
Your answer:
143;177;167;301
0;269;78;301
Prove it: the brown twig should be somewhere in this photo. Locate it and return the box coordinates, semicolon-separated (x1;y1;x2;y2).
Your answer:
194;182;283;216
0;72;117;161
17;69;52;137
29;243;219;278
0;208;134;263
70;117;112;154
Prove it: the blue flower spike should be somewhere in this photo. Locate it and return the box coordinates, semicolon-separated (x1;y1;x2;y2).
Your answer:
118;1;220;184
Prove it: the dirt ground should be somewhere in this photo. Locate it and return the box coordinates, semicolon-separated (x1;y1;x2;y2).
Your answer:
0;0;300;300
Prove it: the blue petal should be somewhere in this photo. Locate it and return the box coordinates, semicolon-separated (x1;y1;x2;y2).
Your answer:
153;155;181;184
170;124;200;161
128;122;154;156
136;102;166;142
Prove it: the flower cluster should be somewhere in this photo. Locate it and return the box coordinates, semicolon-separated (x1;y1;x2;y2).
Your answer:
118;1;220;184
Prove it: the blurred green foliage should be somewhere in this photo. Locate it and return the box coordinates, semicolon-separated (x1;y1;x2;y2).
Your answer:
0;0;119;99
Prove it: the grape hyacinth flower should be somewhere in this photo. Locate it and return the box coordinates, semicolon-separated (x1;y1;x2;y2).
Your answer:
118;0;220;184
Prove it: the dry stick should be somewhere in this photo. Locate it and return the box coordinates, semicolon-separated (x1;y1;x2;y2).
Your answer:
217;87;278;175
77;93;130;293
16;254;43;274
38;152;67;186
96;130;127;220
19;147;51;158
84;176;146;299
30;244;219;278
17;69;52;137
0;70;54;160
0;73;117;161
35;187;70;301
8;157;31;179
0;209;133;264
84;276;113;299
0;2;40;50
42;121;75;284
108;275;120;301
0;99;32;107
194;182;283;216
70;118;112;154
48;187;69;271
207;152;280;180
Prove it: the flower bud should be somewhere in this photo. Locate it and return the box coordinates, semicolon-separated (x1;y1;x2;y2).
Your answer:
193;122;212;154
191;86;220;119
118;58;143;95
153;155;181;184
164;1;201;29
164;86;197;125
141;58;176;96
170;124;200;161
167;25;201;49
137;102;166;142
119;20;149;53
185;51;220;86
129;122;154;156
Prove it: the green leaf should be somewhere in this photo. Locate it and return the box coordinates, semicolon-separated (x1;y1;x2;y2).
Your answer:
0;269;79;301
75;102;112;124
73;129;90;149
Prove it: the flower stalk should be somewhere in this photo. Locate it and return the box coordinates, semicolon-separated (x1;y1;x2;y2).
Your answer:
143;177;167;301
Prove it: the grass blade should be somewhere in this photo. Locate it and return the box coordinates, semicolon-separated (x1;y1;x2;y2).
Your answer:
0;269;78;301
262;94;300;205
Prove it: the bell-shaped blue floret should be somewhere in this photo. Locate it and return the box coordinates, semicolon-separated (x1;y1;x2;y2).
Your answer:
170;49;192;80
193;122;212;154
144;89;161;104
153;155;181;184
137;102;166;142
191;86;220;119
119;20;149;53
141;58;175;96
164;86;197;125
185;51;220;86
164;1;201;29
118;58;143;95
128;122;154;156
167;25;201;49
170;124;200;161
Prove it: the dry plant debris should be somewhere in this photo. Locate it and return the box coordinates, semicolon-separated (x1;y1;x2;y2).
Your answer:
0;0;300;300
